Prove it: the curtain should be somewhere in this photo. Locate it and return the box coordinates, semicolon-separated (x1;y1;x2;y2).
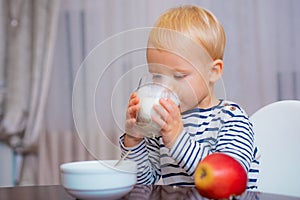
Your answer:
0;0;60;185
1;0;299;185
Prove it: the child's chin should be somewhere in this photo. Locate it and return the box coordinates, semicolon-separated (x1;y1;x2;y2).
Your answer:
180;103;197;112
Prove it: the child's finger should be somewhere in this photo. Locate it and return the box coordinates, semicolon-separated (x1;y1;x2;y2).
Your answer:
153;104;168;122
127;104;140;118
128;94;140;107
151;114;166;129
159;98;177;113
126;118;136;126
130;92;137;99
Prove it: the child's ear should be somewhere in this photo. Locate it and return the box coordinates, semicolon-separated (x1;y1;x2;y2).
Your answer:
209;59;223;83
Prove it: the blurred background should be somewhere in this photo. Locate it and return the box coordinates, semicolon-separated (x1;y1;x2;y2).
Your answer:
0;0;299;187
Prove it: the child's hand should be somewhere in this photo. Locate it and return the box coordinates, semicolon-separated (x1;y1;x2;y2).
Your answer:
153;98;183;149
124;92;143;147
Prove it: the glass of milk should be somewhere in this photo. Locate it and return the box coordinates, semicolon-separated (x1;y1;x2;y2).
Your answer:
135;74;180;137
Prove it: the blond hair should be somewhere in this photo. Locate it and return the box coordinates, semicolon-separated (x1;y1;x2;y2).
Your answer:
148;5;226;60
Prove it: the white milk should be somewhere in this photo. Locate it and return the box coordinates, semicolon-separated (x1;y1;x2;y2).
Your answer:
138;97;159;123
135;84;179;137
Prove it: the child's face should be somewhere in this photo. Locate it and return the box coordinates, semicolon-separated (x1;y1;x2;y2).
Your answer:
146;48;212;111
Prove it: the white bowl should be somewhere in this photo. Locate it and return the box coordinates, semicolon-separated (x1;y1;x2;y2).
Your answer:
60;160;137;200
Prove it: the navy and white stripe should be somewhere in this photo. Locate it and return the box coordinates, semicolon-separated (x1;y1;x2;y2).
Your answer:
119;100;260;189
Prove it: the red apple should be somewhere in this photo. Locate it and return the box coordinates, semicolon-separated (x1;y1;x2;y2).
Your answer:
194;153;247;199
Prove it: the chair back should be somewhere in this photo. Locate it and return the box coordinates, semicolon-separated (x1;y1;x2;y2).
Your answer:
250;100;300;197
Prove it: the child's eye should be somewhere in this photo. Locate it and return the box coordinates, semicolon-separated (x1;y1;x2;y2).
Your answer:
152;74;163;81
152;73;164;83
152;74;162;79
174;73;186;79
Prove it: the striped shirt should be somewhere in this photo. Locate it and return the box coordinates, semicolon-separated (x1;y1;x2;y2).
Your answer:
119;100;260;189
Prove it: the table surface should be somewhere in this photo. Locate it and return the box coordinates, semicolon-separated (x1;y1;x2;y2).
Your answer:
0;185;299;200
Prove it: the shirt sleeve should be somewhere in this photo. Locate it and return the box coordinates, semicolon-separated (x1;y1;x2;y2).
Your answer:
215;107;255;172
169;104;255;176
169;130;209;176
119;134;161;184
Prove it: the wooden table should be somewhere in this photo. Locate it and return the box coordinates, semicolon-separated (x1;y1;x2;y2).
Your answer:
0;184;299;200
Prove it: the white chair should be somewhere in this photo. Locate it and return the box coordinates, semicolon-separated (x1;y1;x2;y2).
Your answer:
250;100;300;197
